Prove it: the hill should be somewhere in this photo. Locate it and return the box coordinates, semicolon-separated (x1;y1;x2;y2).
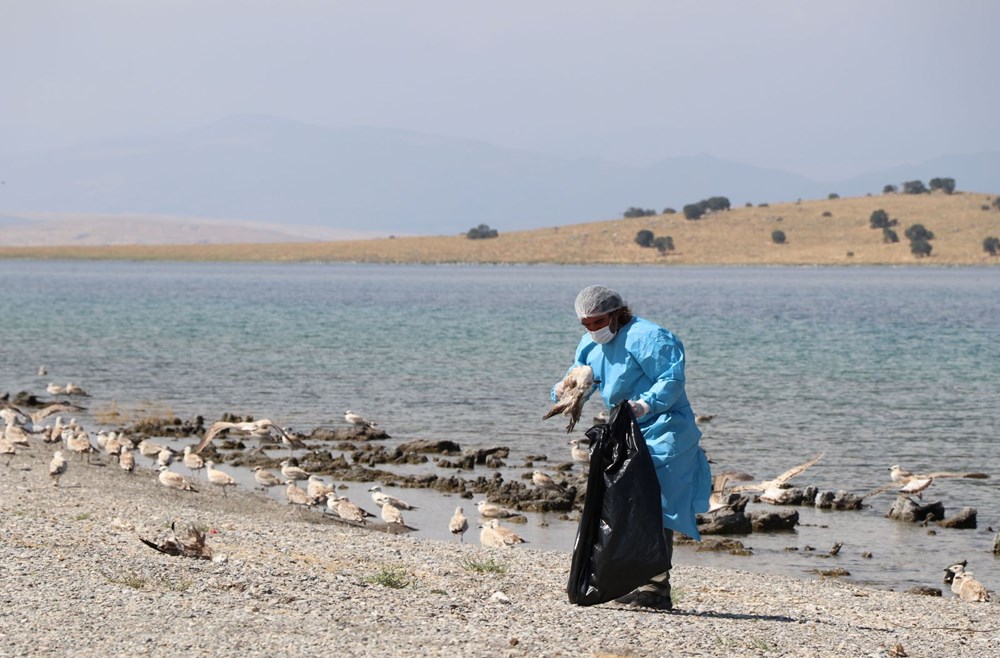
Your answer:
1;114;998;236
2;192;998;266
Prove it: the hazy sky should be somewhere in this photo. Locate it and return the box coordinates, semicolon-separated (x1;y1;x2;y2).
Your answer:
3;0;998;179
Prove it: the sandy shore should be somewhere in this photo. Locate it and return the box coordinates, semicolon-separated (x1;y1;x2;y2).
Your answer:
1;444;996;658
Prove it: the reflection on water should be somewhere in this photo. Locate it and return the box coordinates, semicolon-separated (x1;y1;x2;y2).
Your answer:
2;261;998;594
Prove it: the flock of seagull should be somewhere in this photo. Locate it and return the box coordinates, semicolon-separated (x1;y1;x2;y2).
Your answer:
3;375;994;596
2;390;581;549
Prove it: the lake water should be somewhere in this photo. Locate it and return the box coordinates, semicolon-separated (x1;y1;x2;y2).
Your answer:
2;260;998;594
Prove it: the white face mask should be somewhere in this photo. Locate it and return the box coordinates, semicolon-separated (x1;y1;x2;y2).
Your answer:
589;326;615;344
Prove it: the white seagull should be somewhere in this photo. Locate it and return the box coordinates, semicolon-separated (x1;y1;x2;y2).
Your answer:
345;410;377;429
368;485;417;510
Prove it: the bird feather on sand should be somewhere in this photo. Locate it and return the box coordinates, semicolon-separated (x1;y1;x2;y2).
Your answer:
543;365;594;433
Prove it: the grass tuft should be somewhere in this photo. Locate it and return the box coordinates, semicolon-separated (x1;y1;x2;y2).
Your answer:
460;556;508;574
364;566;412;589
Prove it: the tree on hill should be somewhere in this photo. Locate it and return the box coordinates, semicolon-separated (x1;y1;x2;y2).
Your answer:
683;204;705;220
910;240;932;257
624;207;656;218
883;184;897;194
992;197;1000;211
984;236;1000;256
653;236;675;254
701;196;731;212
662;207;676;215
882;228;899;243
828;193;840;199
466;224;499;239
904;224;934;242
635;229;655;247
902;180;929;195
929;177;956;194
771;230;786;244
869;210;897;230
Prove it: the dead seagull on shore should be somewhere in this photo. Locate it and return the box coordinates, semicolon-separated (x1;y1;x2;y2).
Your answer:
864;465;989;500
543;365;594;433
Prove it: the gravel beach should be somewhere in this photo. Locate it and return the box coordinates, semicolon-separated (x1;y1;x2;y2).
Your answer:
1;448;996;658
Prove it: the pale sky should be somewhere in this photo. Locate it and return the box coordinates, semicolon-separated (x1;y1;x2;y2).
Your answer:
2;0;998;179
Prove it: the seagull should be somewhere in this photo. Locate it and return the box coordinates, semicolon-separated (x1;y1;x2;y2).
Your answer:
37;365;47;377
193;418;298;454
158;466;197;492
65;431;97;464
944;561;991;602
306;475;333;504
328;496;370;523
252;466;283;489
543;365;594;433
381;502;405;527
708;470;755;511
865;465;990;500
205;461;237;496
729;453;825;494
118;446;135;474
1;439;15;466
479;519;526;548
368;485;417;510
532;470;566;494
137;440;165;466
568;439;590;464
157;447;175;468
280;460;310;481
449;506;469;542
475;500;519;519
64;382;88;396
182;446;204;477
344;410;377;429
46;383;67;395
49;450;68;486
284;482;313;506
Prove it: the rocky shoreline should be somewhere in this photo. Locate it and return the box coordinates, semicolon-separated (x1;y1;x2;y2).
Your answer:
2;433;997;658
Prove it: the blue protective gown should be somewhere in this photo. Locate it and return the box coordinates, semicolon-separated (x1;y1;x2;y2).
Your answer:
558;316;712;539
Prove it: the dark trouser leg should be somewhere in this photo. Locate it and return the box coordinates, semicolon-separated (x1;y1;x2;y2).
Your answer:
639;528;673;594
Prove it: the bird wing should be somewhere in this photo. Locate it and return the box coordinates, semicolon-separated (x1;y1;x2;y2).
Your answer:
272;424;305;447
730;453;824;493
31;402;86;424
193;421;233;454
862;481;901;499
772;452;825;485
922;471;989;480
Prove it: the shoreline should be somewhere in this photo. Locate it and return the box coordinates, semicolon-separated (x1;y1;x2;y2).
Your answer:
2;441;995;657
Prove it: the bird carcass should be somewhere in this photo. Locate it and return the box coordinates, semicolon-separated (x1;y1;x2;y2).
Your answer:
543;365;594;433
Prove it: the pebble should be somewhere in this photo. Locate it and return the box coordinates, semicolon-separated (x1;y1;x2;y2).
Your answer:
1;456;995;657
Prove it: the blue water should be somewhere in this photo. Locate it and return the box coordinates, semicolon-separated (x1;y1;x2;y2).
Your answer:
2;260;998;593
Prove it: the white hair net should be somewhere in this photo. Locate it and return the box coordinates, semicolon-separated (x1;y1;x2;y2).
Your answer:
575;285;624;319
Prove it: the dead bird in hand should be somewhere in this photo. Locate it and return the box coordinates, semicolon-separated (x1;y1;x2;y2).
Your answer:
543;365;594;433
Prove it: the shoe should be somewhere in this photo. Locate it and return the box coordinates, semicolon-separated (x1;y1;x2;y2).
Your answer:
615;589;673;611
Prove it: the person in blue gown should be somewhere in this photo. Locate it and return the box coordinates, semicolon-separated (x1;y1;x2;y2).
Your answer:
553;284;712;610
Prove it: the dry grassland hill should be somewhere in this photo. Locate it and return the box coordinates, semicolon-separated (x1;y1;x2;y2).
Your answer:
2;192;999;265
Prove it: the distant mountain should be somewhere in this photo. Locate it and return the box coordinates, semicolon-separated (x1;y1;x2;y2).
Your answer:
0;114;996;238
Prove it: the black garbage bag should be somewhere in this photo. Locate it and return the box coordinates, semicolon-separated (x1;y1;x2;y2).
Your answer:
567;400;668;606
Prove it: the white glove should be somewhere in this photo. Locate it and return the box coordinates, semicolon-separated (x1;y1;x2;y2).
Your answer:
553;381;566;398
628;399;650;418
